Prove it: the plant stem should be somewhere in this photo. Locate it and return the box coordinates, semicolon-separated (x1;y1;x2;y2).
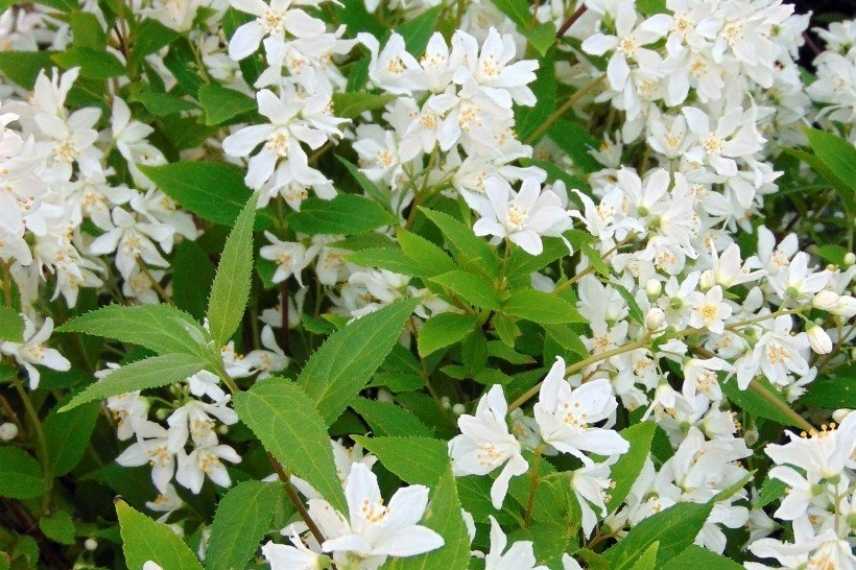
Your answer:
508;337;648;411
749;378;814;433
267;453;328;547
13;379;52;513
525;75;603;144
556;4;587;38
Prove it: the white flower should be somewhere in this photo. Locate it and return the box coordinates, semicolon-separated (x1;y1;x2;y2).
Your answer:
687;285;731;334
263;534;325;570
358;32;424;96
176;444;241;494
449;384;528;509
259;231;314;286
573;459;616;538
0;316;70;389
682;106;763;176
533;357;629;463
484;516;547;570
166;399;238;452
806;325;833;355
116;421;176;494
473;176;569;256
227;0;326;61
320;463;444;565
581;1;671;93
89;207;172;281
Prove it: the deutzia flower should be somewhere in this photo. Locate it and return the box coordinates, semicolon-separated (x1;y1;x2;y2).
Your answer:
483;516;547;570
449;384;528;509
319;463;444;568
472;176;569;256
262;534;326;570
260;231;314;286
533;357;629;463
227;0;326;61
116;420;176;494
0;316;70;389
175;444;241;494
687;285;731;334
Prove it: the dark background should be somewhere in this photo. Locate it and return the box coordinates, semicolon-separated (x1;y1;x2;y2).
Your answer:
796;0;856;62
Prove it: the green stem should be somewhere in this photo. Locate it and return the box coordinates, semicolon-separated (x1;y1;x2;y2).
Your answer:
13;379;52;513
525;76;604;144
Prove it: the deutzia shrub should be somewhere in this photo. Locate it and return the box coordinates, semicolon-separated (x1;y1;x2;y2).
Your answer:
2;0;856;568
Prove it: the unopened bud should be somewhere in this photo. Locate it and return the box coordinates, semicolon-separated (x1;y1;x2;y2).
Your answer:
155;408;169;421
813;290;840;311
0;422;18;441
699;270;715;291
84;538;98;551
645;279;662;298
846;252;856;267
376;389;393;403
440;396;451;410
452;403;465;416
645;307;666;331
807;326;833;355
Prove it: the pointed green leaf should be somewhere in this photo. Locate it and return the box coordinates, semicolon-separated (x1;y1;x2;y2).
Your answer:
0;307;23;342
502;289;584;324
429;270;501;309
421;208;500;278
351;397;433;437
205;481;283;570
299;299;418;424
198;83;256;125
352;436;448;486
234;378;347;514
288;194;395;235
44;401;100;476
60;354;207;412
57;304;208;357
418;313;479;357
117;500;203;570
607;422;656;511
0;447;44;499
207;193;257;346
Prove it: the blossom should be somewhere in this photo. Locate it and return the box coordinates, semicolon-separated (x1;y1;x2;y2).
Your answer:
533;357;629;463
472;176;569;256
320;463;444;567
483;516;547;570
227;0;326;61
449;384;528;509
175;444;241;494
687;285;731;334
0;316;69;389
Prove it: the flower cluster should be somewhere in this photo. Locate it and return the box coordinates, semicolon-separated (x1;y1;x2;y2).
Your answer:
1;0;856;568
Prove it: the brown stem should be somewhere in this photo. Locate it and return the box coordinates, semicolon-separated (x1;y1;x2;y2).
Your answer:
267;453;328;547
279;282;290;352
556;4;587;38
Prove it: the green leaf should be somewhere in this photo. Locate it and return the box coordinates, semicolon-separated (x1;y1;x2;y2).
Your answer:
353;436;448;486
172;241;216;320
207;193;258;347
205;481;283;570
117;500;203;570
661;546;742;570
39;511;76;545
337;155;391;208
490;0;531;26
607;422;655;512
602;502;713;569
57;304;208;357
430;270;501;309
753;477;787;509
332;91;395;118
800;371;856;409
814;244;848;267
299;299;418;425
0;447;44;499
502;289;584;324
396;5;442;55
351;397;433;437
44;401;100;476
0;51;54;89
544;323;587;359
140;162;264;228
613;282;643;325
70;12;107;49
386;469;470;570
288;194;395;235
334;0;385;39
348;247;424;275
631;542;659;570
803;126;856;209
132;19;180;63
60;353;207;412
421;208;499;278
721;376;799;427
397;229;456;276
418;313;478;357
198;83;256;125
233;378;348;513
52;48;125;79
582;243;610;277
549;118;602;173
523;22;556;56
0;307;23;342
131;90;198;117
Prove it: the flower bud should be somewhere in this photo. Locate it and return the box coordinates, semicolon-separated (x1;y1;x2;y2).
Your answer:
645;307;666;331
812;290;840;311
699;269;715;291
832;409;853;423
452;403;465;415
0;422;18;441
84;538;98;551
440;396;451;409
845;252;856;267
807;326;833;355
645;279;662;298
